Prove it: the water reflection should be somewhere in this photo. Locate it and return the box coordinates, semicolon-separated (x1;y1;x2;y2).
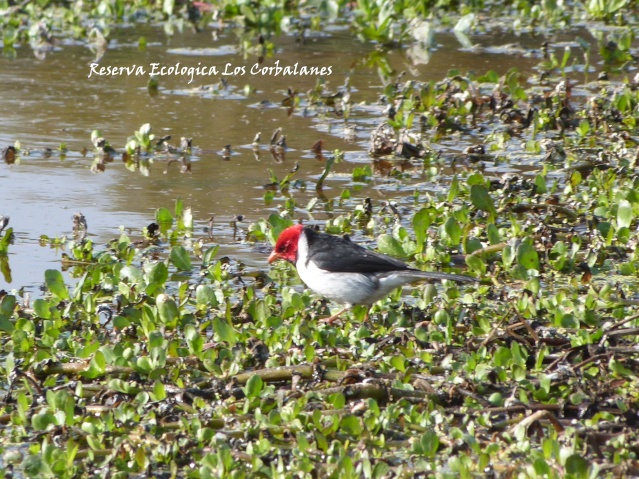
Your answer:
3;146;16;165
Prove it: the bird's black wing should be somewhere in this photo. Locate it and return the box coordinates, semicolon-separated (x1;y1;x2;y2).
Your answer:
303;228;410;273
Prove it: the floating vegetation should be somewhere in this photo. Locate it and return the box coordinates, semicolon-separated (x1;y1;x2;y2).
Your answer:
2;169;639;476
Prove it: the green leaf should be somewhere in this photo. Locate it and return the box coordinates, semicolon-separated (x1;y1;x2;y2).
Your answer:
352;165;372;181
617;199;633;229
453;12;474;33
196;284;218;309
329;392;346;409
316;154;335;190
185;325;203;354
465;238;483;254
245;375;264;398
0;294;16;324
610;358;634;377
170;246;192;271
155;207;173;223
121;265;144;284
465;254;486;275
340;415;363;436
0;255;11;284
113;315;130;330
565;454;589;477
155;207;173;233
267;214;293;244
413;208;433;252
45;269;69;300
534;458;551;476
4;352;14;380
153;381;167;401
213;317;237;344
314;430;328;452
517;240;540;272
139;123;152;138
202;245;219;267
78;340;100;359
174;199;184;221
240;3;257;24
377;234;406;258
32;299;51;319
444;217;461;245
148;331;165;349
576;120;590;137
136;356;153;374
296;431;310;452
534;175;547;194
147;262;168;289
0;227;13;254
618;226;631;244
182;207;193;229
157;294;180;325
487;224;501;245
373;462;390;479
415;325;429;342
32;412;57;431
163;0;175;15
494;346;512;367
390;355;406;372
502;244;515;268
83;351;106;379
467;172;486;186
420;431;439;457
470;184;496;219
107;379;141;395
448;175;459;203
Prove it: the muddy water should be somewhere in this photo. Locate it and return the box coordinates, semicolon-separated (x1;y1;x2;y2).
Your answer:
0;24;547;292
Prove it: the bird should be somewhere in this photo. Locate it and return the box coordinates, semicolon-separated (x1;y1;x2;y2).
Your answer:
268;224;477;324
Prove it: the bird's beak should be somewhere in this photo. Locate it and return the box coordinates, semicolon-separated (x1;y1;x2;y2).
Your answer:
268;250;280;264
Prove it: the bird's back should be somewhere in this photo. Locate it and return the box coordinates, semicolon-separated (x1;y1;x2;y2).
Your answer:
303;227;409;274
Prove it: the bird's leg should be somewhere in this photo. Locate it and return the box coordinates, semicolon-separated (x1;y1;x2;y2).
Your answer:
320;306;350;325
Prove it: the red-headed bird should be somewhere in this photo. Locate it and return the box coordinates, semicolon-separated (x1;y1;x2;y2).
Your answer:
268;224;477;323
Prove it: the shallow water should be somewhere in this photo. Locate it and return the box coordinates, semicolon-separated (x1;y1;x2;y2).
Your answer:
0;24;565;292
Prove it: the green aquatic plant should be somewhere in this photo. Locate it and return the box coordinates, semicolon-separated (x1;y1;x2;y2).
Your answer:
0;226;12;255
1;174;639;477
585;0;632;22
126;123;156;154
3;25;18;52
155;197;194;239
1;0;637;65
597;29;636;68
0;224;13;282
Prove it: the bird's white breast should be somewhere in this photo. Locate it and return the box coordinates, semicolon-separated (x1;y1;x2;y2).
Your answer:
295;233;380;306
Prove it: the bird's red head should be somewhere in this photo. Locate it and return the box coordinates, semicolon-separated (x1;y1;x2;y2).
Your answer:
268;224;304;264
